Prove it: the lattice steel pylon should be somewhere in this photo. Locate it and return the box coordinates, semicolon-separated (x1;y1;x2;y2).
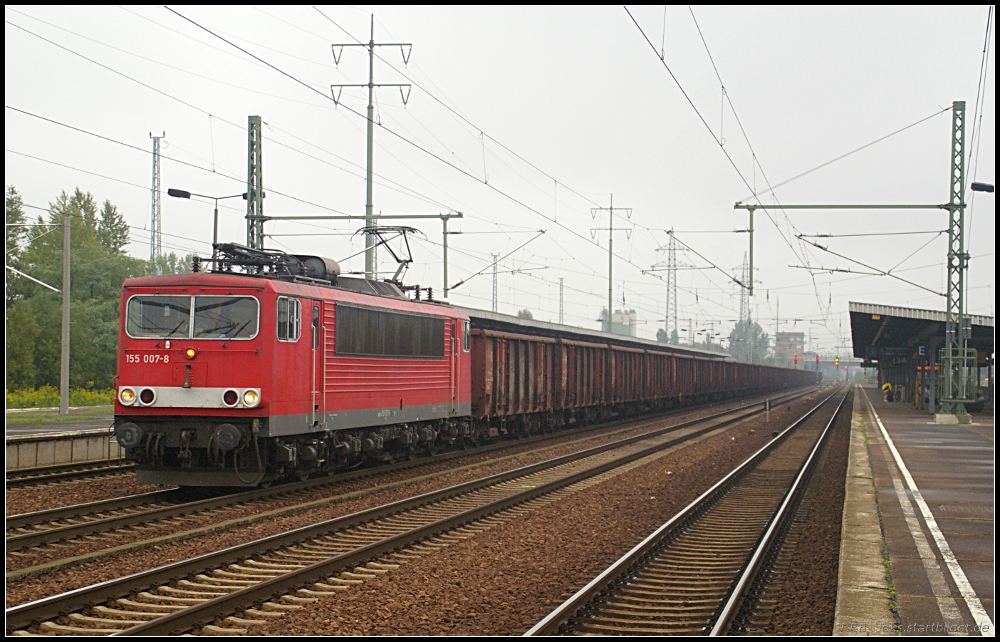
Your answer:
246;116;264;249
331;15;412;279
940;100;973;416
492;253;499;312
653;232;679;342
149;133;164;270
667;233;677;341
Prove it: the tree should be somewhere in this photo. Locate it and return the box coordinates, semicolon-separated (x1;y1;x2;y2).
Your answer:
6;186;27;310
5;187;146;391
97;200;130;254
656;328;668;343
148;252;195;276
516;308;534;320
728;318;770;364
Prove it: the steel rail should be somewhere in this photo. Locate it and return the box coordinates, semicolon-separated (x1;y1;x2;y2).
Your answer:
5;462;134;488
524;387;842;636
116;389;804;635
6;489;181;532
7;389;806;633
710;389;849;635
6;388;806;553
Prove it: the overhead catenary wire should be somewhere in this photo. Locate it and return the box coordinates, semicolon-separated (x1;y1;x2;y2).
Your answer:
3;18;456;218
7;11;583;281
8;8;748;328
631;7;957;345
311;6;607;211
162;7;742;318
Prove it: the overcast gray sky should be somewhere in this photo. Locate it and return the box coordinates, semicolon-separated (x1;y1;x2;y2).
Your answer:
5;6;995;355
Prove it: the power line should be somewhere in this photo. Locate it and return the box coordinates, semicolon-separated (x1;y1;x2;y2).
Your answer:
9;8;744;321
3;20;405;218
18;201;212;249
7;10;582;271
15;5;473;213
740;108;952;203
311;6;606;210
5;107;352;220
163;7;688;308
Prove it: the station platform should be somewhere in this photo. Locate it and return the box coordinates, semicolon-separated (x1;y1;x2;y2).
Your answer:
5;406;113;437
836;385;994;636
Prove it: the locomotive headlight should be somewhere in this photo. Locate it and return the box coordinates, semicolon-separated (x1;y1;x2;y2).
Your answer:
119;388;136;405
185;347;197;359
242;389;260;407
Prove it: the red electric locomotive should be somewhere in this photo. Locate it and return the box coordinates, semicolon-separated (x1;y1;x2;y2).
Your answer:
115;244;471;486
114;243;818;487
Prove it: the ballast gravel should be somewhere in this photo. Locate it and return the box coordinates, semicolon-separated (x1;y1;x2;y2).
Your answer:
5;474;161;516
5;391;821;619
5;401;729;585
248;393;826;636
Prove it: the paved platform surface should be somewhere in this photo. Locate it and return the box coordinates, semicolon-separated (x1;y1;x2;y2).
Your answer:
858;386;994;636
5;406;113;437
834;390;893;635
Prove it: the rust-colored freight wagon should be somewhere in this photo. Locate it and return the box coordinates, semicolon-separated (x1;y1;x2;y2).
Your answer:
463;309;817;429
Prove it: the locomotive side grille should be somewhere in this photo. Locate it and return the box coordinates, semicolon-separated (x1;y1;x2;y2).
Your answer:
334;303;445;359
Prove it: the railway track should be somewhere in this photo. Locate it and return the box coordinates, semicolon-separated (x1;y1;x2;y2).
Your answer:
7;388;811;636
6;389;808;560
5;461;134;489
525;387;848;636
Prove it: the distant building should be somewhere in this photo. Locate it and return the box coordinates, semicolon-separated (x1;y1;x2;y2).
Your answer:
775;332;805;368
600;308;639;337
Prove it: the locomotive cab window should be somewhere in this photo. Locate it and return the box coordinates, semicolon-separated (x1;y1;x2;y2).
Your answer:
193;296;259;339
125;295;259;340
463;321;470;352
126;295;191;338
276;297;301;342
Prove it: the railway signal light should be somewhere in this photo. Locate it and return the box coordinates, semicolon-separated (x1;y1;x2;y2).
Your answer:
835;356;840;366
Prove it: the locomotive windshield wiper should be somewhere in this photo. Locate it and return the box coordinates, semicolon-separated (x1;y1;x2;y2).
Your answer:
163;320;187;339
221;320;252;347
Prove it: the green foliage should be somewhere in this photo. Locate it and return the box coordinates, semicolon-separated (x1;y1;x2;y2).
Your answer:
6;186;28;310
728;318;770;364
148;251;195;275
97;200;130;254
5;187;151;391
6;385;114;409
656;328;680;344
516;308;534;320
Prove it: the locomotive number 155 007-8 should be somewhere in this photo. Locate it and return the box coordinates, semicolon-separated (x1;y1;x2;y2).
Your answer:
125;353;170;364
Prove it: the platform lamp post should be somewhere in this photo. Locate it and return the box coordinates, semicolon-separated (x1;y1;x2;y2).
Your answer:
167;189;246;262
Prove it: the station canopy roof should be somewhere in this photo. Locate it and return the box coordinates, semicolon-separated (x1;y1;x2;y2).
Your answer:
849;302;994;363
